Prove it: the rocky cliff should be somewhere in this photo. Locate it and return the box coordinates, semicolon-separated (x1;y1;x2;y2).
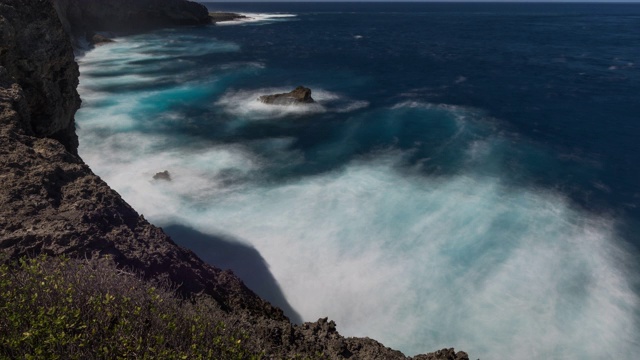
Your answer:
0;0;278;320
0;1;468;358
51;0;210;46
0;0;80;154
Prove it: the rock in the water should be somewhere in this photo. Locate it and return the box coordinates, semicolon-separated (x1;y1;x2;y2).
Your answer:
209;12;247;23
258;86;315;105
89;33;115;45
153;170;171;181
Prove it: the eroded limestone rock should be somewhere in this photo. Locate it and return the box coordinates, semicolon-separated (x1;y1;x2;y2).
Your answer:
259;86;315;105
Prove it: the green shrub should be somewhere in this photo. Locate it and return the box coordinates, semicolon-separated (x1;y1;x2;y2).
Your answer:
0;255;261;360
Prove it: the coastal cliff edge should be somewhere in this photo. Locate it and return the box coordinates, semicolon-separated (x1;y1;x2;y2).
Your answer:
0;1;468;358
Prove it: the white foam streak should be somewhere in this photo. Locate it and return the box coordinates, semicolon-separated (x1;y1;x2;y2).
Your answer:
79;129;639;358
216;13;298;26
77;35;239;72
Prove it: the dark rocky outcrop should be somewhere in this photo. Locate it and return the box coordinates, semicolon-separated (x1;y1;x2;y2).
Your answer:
51;0;210;47
259;86;316;105
88;33;115;46
0;0;469;358
413;348;470;360
153;170;172;181
209;12;247;23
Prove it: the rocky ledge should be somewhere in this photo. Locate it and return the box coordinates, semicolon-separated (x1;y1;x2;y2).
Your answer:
259;86;316;105
0;0;469;358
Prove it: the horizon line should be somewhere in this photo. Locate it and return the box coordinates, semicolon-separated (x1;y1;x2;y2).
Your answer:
201;1;640;3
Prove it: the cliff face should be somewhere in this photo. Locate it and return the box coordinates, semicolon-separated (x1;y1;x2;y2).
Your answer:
0;0;280;319
52;0;210;46
0;0;80;154
1;0;287;320
0;1;467;359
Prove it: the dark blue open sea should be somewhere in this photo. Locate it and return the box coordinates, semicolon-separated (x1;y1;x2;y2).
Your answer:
75;2;640;358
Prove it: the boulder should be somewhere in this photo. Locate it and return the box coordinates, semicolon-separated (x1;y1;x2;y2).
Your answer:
153;170;171;181
258;86;315;105
89;33;115;45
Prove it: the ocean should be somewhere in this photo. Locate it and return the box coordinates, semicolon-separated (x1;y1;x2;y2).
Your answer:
75;2;640;358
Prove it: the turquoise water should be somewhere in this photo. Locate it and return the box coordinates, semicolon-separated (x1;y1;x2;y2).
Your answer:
76;3;640;358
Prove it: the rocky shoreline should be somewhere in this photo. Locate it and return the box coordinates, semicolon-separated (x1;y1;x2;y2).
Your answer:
0;0;469;358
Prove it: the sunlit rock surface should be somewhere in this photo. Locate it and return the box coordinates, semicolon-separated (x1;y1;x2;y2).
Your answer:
259;86;316;105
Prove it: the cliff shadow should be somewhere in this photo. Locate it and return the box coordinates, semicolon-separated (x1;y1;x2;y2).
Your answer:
163;224;303;324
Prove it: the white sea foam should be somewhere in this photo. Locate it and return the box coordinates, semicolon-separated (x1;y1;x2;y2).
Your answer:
77;94;640;359
391;101;468;112
77;34;239;74
75;34;640;359
215;13;297;26
78;128;640;359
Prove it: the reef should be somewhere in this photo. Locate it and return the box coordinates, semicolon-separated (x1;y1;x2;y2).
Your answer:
0;0;468;358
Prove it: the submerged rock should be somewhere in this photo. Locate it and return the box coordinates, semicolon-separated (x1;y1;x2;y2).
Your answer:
258;86;315;105
89;33;115;45
153;170;171;181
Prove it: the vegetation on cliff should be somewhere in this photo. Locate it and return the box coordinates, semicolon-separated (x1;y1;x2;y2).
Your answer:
0;255;261;360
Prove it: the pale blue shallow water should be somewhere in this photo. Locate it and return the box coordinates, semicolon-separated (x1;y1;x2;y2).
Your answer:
76;3;640;358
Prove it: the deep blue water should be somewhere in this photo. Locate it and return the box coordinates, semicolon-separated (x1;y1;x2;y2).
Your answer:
76;3;640;358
